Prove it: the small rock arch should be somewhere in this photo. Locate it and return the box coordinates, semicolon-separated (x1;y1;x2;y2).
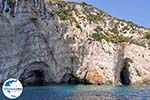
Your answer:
60;73;80;84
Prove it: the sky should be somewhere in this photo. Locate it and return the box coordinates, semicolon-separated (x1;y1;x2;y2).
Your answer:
66;0;150;28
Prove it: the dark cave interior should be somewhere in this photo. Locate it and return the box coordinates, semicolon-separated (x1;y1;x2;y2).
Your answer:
120;65;130;85
20;69;45;86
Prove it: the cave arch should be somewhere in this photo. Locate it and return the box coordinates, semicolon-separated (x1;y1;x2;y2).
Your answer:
120;58;132;85
19;62;50;86
60;73;80;84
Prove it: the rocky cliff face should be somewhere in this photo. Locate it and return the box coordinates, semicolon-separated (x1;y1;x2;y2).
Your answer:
0;0;150;86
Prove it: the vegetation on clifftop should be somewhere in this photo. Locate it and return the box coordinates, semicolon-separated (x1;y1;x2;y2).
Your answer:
92;32;146;47
49;1;150;48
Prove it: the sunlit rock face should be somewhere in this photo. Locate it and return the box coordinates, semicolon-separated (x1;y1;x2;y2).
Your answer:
0;0;150;86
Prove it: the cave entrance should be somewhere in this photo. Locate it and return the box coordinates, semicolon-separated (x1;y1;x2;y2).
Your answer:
19;62;50;86
20;69;45;86
31;70;44;85
120;62;130;85
61;73;80;84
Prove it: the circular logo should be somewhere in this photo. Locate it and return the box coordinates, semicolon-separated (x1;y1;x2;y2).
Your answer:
2;78;23;99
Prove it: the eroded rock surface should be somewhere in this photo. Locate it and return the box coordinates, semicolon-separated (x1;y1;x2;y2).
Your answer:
0;0;150;85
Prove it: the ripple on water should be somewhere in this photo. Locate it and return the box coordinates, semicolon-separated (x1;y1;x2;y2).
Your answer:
0;85;150;100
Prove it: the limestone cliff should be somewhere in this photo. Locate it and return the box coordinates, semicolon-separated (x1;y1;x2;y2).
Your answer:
0;0;150;86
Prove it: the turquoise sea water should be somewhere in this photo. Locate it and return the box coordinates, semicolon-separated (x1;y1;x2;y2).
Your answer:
0;85;150;100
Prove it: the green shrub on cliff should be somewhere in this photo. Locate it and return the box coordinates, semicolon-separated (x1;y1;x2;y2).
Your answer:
111;26;118;34
87;14;102;22
92;33;104;41
130;39;146;47
145;32;150;40
92;31;131;43
80;2;88;6
55;9;72;20
115;34;131;43
91;32;146;47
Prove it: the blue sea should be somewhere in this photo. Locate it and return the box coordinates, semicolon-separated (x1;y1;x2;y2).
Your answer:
0;85;150;100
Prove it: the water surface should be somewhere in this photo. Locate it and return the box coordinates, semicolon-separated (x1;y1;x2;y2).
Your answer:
0;85;150;100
